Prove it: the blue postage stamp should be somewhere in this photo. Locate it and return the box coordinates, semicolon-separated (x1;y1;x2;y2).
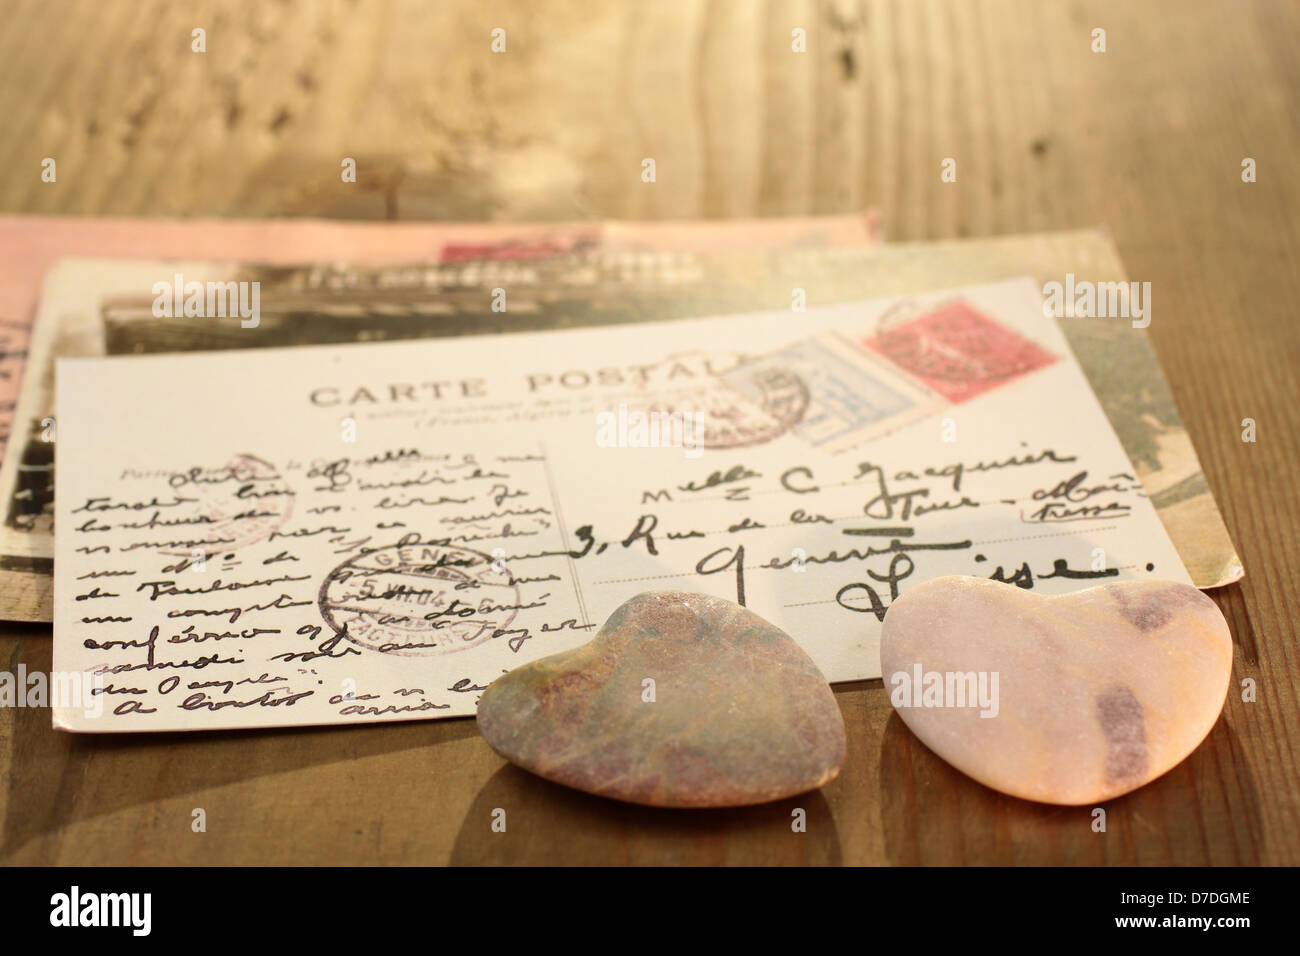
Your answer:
717;332;941;451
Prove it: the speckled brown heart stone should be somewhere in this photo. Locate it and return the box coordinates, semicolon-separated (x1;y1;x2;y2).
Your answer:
475;590;846;808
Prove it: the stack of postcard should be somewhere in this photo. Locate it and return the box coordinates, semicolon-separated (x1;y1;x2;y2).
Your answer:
0;212;1240;732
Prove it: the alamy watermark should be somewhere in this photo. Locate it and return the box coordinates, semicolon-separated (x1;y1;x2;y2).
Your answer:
50;886;150;936
0;665;103;718
595;404;706;459
1042;273;1150;328
890;664;1000;718
151;273;261;328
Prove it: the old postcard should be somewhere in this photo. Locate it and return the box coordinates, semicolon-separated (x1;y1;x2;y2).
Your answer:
0;211;880;620
52;277;1190;732
1;230;1237;623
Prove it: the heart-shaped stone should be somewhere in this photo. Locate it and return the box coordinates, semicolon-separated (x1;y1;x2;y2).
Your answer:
880;576;1232;805
476;590;846;808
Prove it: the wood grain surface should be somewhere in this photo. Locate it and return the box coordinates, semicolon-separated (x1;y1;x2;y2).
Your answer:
1;0;1297;865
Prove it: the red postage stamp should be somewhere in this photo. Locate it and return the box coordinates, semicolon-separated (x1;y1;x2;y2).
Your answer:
863;300;1058;403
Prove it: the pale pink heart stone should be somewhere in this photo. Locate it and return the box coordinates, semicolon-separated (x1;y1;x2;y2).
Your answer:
879;576;1233;805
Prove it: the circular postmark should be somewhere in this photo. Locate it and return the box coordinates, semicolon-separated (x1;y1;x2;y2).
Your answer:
161;453;294;558
616;349;810;451
319;536;520;656
697;362;809;449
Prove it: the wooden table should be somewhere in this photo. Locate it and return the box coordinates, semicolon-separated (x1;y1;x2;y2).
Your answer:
1;0;1296;865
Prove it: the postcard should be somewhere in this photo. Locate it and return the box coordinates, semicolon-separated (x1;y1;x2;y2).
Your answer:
1;230;1238;625
0;212;880;621
52;277;1190;732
